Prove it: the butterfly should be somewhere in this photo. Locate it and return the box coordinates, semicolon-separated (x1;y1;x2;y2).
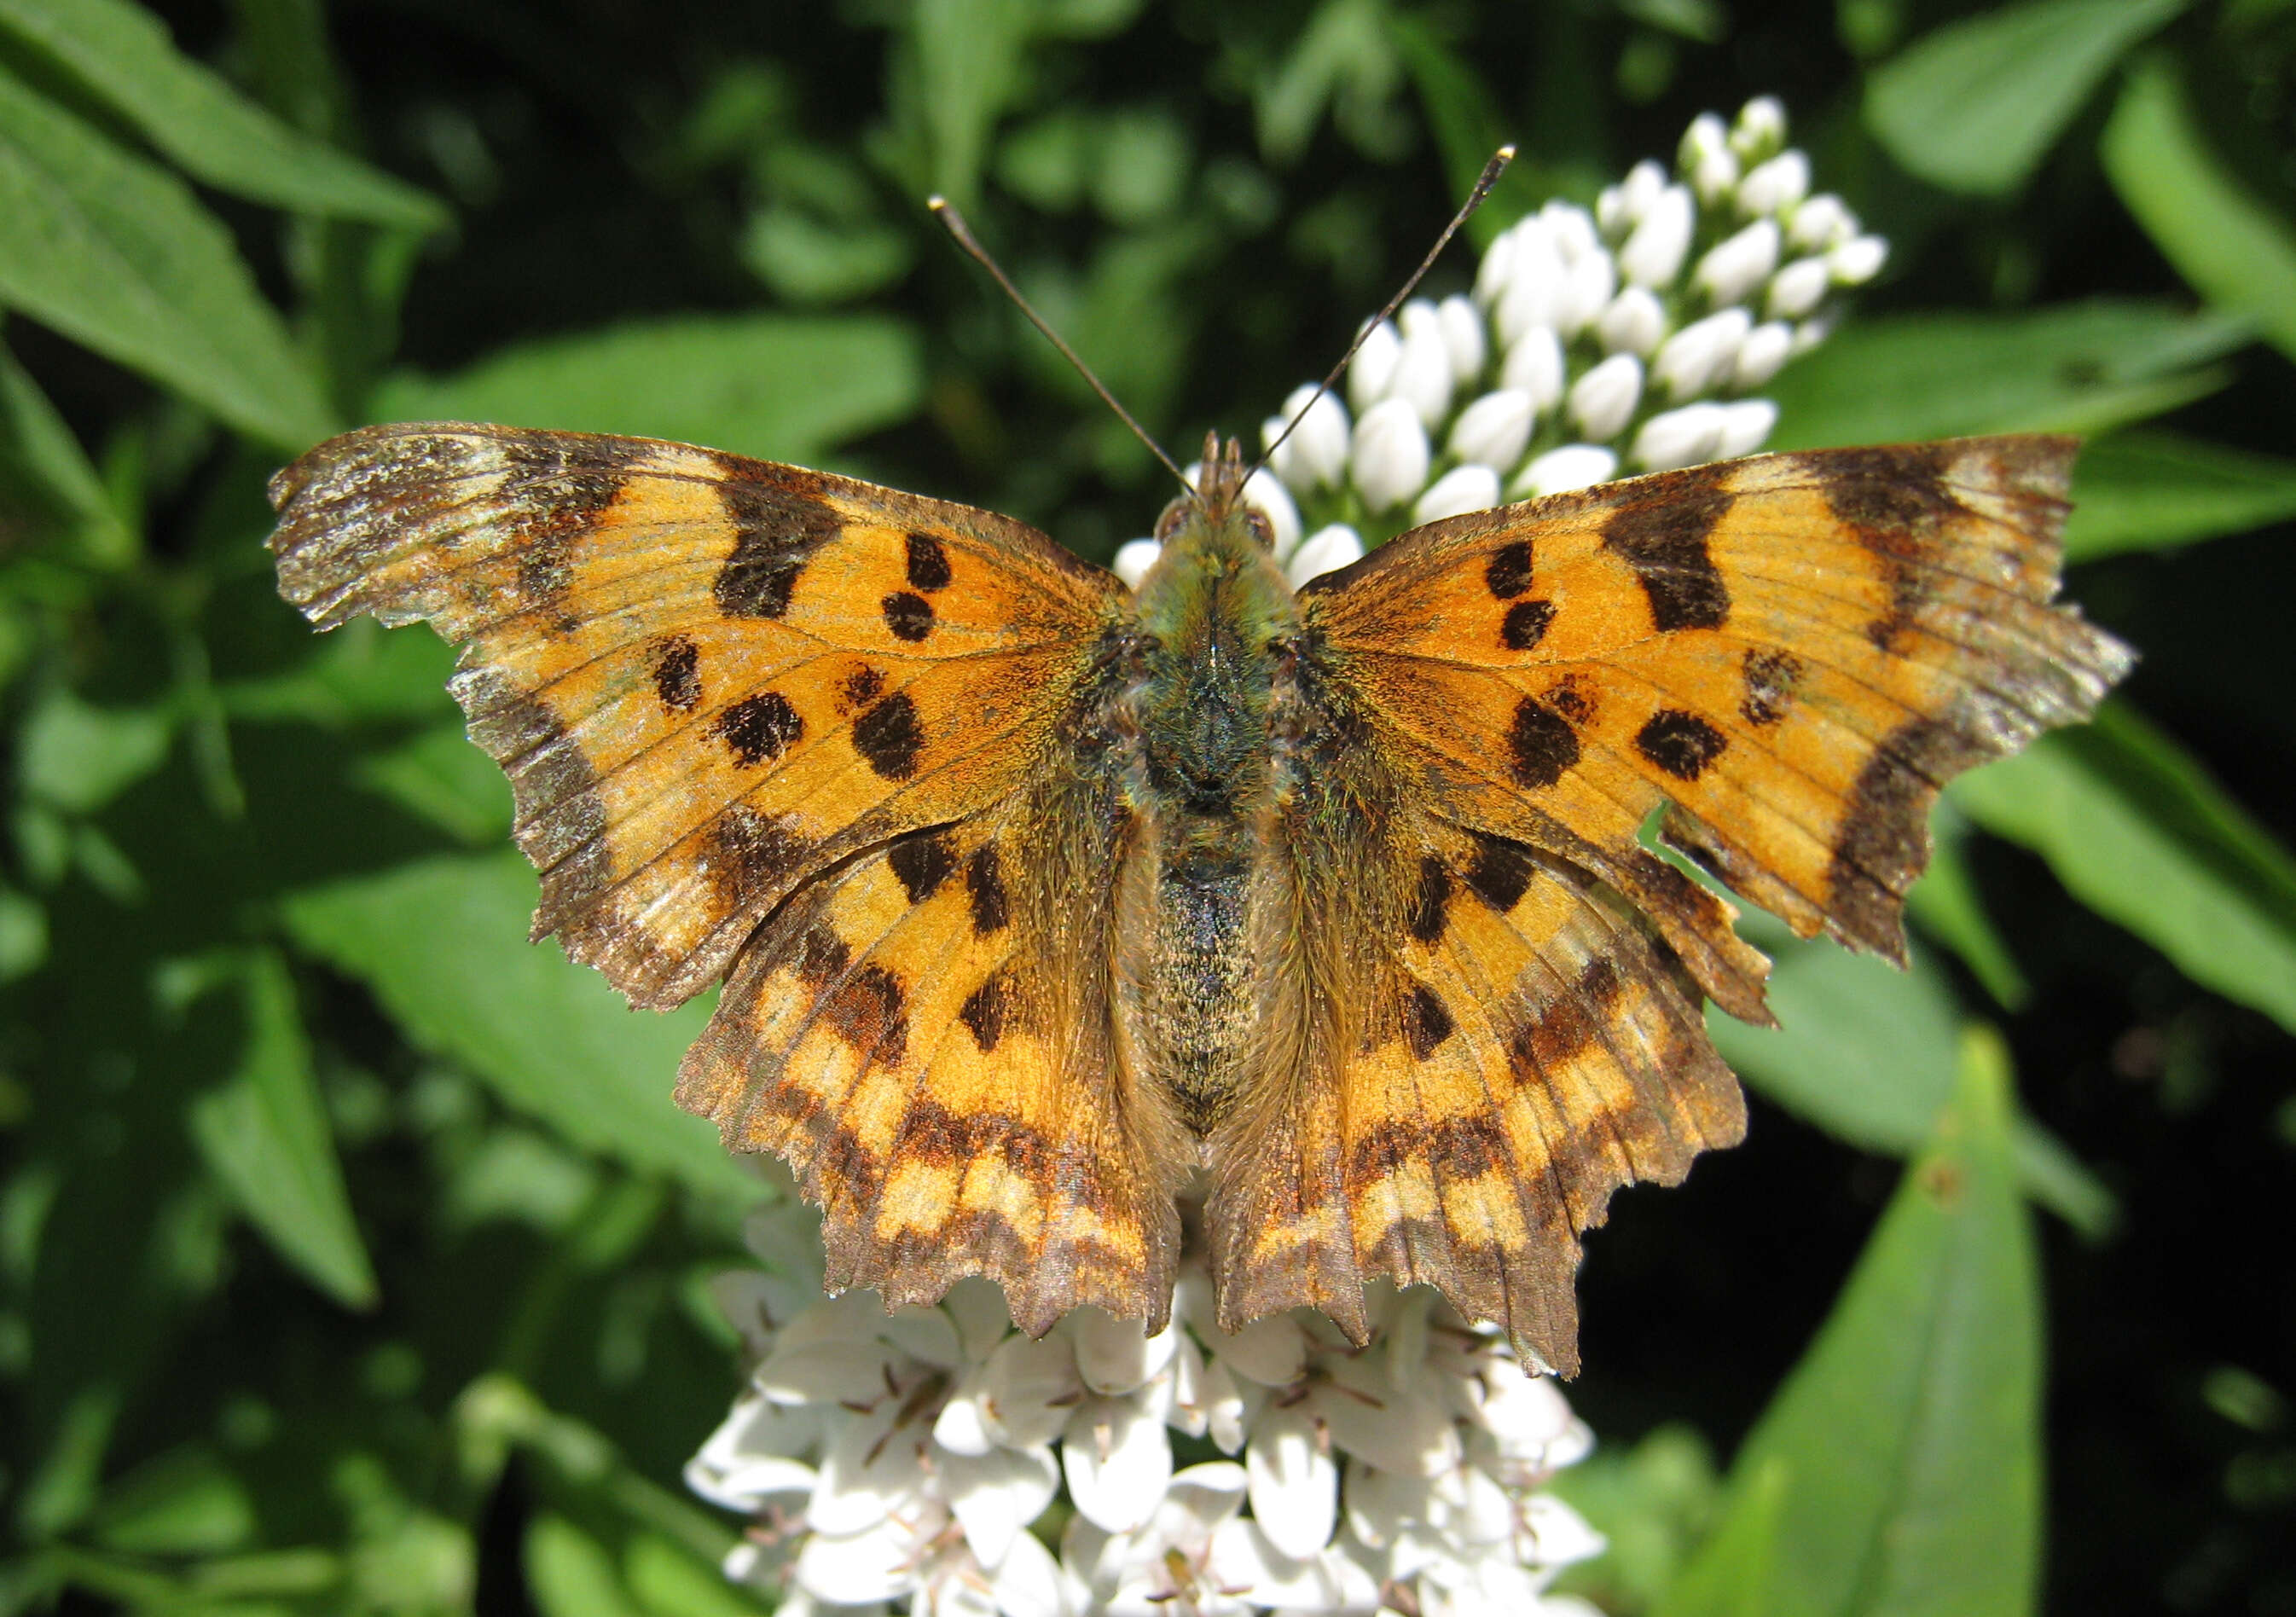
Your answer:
269;420;2128;1375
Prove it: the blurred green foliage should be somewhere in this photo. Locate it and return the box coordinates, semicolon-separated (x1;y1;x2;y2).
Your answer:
0;0;2292;1612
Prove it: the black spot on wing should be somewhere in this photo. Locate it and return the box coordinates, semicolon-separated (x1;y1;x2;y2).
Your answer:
838;664;885;712
966;843;1010;936
1603;463;1733;631
1507;698;1580;789
1500;599;1555;652
711;807;813;908
1819;444;1961;650
1403;982;1456;1060
888;829;957;905
852;692;924;780
652;635;701;712
905;532;953;591
1462;832;1535;912
712;475;842;618
1635;709;1728;781
1485;541;1534;600
1740;647;1803;727
1410;856;1451;943
959;972;1010;1052
882;591;936;642
716;692;803;767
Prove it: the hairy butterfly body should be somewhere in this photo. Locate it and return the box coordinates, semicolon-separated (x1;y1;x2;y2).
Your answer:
270;421;2128;1374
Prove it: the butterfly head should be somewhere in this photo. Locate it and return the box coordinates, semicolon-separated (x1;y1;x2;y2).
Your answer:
1153;432;1277;553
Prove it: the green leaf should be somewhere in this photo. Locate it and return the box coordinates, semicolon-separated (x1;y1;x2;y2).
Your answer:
624;1533;770;1617
0;62;336;449
912;0;1029;206
2064;430;2296;561
279;851;757;1203
526;1516;643;1617
1766;300;2246;449
85;1446;253;1556
0;0;444;229
16;687;171;813
219;617;459;727
2103;55;2296;365
1670;1029;2044;1617
0;337;130;562
183;950;380;1309
372;314;924;467
1864;0;2186;196
349;722;512;846
1708;932;2113;1236
1951;703;2296;1035
1905;810;2031;1009
1655;1456;1783;1617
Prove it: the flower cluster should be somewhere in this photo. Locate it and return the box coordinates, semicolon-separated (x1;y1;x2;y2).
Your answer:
1110;96;1887;590
688;1200;1607;1617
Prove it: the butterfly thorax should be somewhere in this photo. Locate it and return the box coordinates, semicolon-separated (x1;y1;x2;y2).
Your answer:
1116;492;1301;1141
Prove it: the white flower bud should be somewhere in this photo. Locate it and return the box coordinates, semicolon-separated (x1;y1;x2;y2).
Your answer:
1347;320;1402;412
1500;327;1566;409
1736;150;1810;217
1692;218;1780;308
1595;183;1626;237
1241;467;1302;559
1680;112;1737;203
1568;352;1643;441
1541;200;1601;263
1447;388;1538;472
1262;384;1351;490
1731;321;1795;388
1632;403;1726;471
1653;307;1752;400
1731;96;1788;161
1351;397;1431;511
1413;464;1503;525
1556;248;1617;335
1792;314;1835;355
1618;185;1695;287
1829;235;1888;286
1789;194;1857;252
1713;397;1779;459
1475;225;1519;304
1438;294;1487;385
1285;523;1365;588
1617;159;1667;229
1597;287;1668;356
1495;227;1568;345
1391;300;1455;427
1112;538;1161;588
1767;256;1833;319
1513;443;1619;497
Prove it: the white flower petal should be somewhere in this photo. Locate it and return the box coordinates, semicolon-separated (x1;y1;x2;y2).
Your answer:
944;1277;1015;1364
979;1332;1082;1450
1437;294;1487;385
1652;307;1752;400
1412;464;1502;525
1732;95;1787;160
1346;320;1402;412
1512;444;1617;498
1692;217;1780;308
944;1443;1059;1568
1447;389;1536;474
1541;200;1599;263
1499;327;1566;409
1245;1402;1339;1557
705;1271;784;1359
1240;467;1303;559
1205;1520;1379;1614
1200;1307;1308;1387
1767;255;1832;319
1198;1353;1251;1453
1736;149;1811;217
1062;1394;1174;1533
1632;403;1726;471
1731;321;1794;388
1566;352;1642;442
1265;384;1352;490
1596;287;1667;356
1470;1365;1575;1455
1713;397;1778;460
795;1509;933;1605
883;1305;964;1369
987;1528;1071;1617
1618;184;1694;287
757;1310;903;1405
1555;248;1616;335
1494;231;1567;346
1473;225;1519;305
1284;524;1365;588
685;1445;817;1513
934;1370;997;1458
1830;234;1888;285
1110;538;1160;588
1518;1492;1608;1568
1309;1356;1460;1476
1788;192;1855;252
1616;159;1667;229
1165;1330;1210;1439
1349;398;1430;512
1343;1462;1430;1550
1068;1305;1180;1398
809;1401;933;1533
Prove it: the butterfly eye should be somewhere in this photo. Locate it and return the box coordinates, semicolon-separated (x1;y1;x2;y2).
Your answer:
1243;509;1276;549
1154;499;1191;542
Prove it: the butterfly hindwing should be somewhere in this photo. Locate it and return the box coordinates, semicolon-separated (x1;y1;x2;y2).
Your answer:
675;791;1187;1334
270;423;1124;1009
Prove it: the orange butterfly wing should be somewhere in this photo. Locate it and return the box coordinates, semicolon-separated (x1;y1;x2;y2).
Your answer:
1210;437;2130;1372
271;424;1181;1324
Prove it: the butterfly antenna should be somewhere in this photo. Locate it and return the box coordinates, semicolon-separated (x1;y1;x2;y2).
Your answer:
1251;145;1516;479
930;196;1193;493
